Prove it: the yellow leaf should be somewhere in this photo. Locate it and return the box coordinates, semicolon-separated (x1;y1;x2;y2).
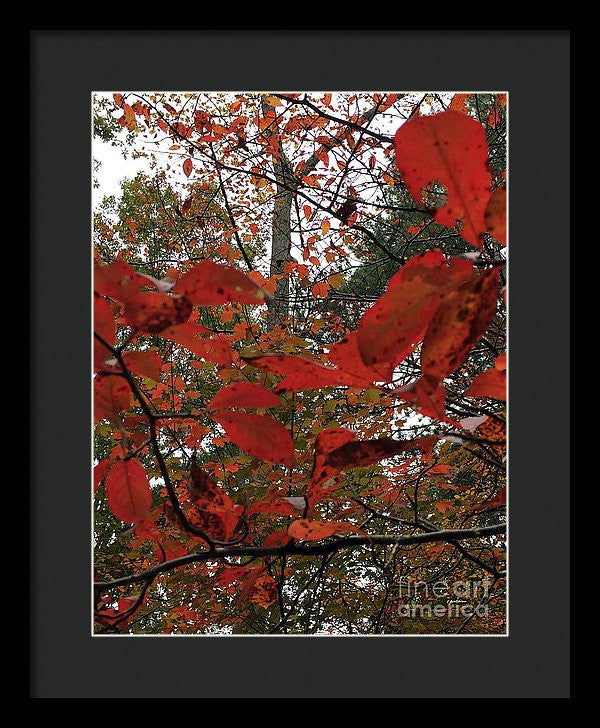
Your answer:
327;273;345;289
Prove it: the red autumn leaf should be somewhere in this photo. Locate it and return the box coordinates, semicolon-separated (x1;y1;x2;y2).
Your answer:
465;485;506;513
484;186;507;245
288;519;362;542
357;250;473;368
448;93;473;114
173;260;267;306
247;269;277;296
123;292;193;333
237;568;263;603
95;593;146;630
94;260;152;301
247;495;297;517
392;374;446;420
242;354;365;392
187;460;235;515
170;503;235;542
183;158;193;177
263;531;292;547
160;322;232;366
211;410;294;466
188;336;234;367
394;110;491;247
105;459;152;523
94;459;114;494
328;330;392;383
421;268;499;381
495;352;507;371
427;464;454;476
307;428;356;508
487;107;500;128
465;367;506;400
248;571;278;607
122;350;162;382
207;382;283;411
311;281;330;298
94;295;116;372
214;565;251;588
94;375;131;423
324;436;439;471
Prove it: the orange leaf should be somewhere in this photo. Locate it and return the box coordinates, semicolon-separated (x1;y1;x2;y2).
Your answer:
448;93;472;114
183;158;193;177
160;322;232;366
465;368;506;400
311;281;330;298
248;571;278;607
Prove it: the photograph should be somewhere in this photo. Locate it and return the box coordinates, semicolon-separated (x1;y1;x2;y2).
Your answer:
92;90;508;636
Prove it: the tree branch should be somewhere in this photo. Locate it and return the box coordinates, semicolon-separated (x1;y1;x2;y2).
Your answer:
95;524;505;590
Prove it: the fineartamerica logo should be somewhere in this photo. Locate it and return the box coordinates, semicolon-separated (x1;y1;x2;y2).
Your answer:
395;576;492;619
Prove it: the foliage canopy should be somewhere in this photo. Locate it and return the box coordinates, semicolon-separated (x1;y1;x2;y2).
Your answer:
93;91;507;635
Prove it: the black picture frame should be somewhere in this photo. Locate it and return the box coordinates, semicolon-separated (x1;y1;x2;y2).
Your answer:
31;29;570;699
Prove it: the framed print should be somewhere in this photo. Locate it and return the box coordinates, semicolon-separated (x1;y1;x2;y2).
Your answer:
31;29;570;698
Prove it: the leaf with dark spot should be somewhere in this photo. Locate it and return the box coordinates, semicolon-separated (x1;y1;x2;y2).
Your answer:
123;292;193;333
357;250;473;368
288;519;363;542
421;268;499;380
94;375;131;423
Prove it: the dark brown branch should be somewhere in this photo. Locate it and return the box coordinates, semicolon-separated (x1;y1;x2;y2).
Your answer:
95;523;505;590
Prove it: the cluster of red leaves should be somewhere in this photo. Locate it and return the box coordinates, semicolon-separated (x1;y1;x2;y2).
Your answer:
94;107;506;618
243;247;500;420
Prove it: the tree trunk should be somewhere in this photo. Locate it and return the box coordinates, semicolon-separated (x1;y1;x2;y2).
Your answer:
267;154;294;326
